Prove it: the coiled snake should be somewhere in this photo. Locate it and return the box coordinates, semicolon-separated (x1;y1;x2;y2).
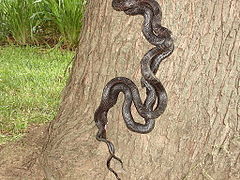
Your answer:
94;0;174;179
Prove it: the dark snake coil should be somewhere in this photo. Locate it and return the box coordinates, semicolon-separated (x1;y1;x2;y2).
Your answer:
94;0;174;179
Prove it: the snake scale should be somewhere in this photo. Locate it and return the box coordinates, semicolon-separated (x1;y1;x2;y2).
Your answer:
94;0;174;179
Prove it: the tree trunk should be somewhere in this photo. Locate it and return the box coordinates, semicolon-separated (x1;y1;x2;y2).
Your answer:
0;0;239;179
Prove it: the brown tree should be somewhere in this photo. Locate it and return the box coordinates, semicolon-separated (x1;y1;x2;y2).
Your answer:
0;0;239;179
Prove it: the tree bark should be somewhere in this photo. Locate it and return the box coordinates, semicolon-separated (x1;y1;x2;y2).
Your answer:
0;0;239;179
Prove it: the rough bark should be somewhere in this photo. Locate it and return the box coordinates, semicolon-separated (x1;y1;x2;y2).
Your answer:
0;0;239;179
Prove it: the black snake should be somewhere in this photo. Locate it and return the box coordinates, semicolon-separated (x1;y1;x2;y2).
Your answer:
94;0;174;179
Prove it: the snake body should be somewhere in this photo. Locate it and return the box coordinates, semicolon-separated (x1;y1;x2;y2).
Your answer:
94;0;174;179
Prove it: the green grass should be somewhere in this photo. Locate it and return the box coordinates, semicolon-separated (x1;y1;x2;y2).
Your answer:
42;0;86;48
1;0;42;45
0;46;74;144
0;0;86;48
0;1;8;43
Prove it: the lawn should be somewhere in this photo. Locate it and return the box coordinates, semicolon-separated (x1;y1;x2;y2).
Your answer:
0;46;74;144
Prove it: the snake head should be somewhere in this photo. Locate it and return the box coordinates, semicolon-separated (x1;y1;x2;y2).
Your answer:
154;26;172;38
112;0;143;11
154;26;174;49
162;37;173;49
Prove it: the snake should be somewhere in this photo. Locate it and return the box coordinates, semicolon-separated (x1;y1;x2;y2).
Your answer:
94;0;174;179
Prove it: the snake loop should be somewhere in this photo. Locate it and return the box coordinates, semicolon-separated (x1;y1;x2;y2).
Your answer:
94;0;174;179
